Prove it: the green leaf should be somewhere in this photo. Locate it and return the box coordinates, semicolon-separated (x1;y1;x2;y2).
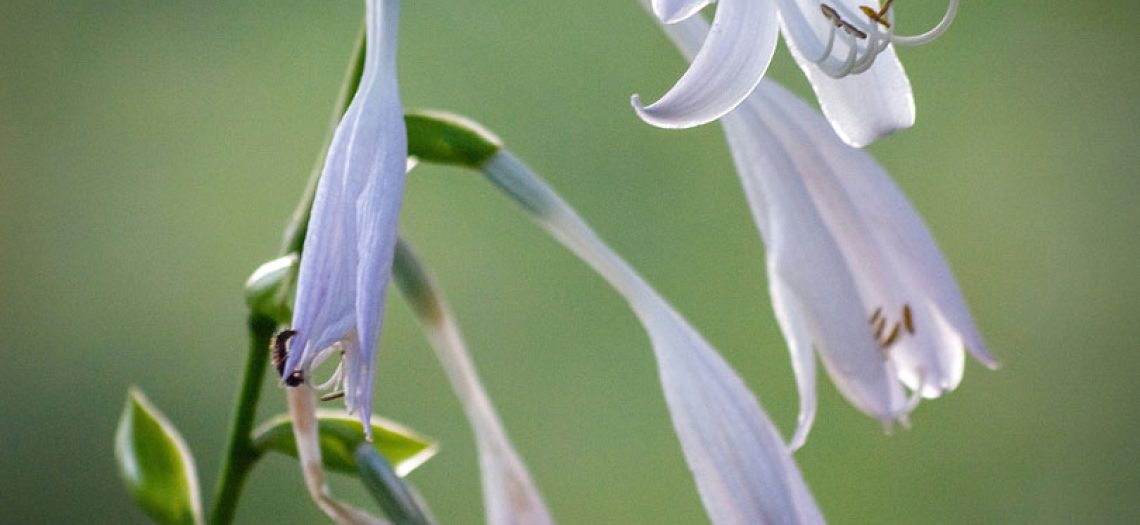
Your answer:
243;255;297;323
252;410;437;476
114;388;204;525
355;445;435;525
405;110;503;169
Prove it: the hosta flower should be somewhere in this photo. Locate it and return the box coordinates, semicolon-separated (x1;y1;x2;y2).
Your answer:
634;0;959;146
657;13;996;448
284;0;407;434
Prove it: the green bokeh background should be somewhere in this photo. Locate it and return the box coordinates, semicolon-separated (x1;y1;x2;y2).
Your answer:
2;1;1138;523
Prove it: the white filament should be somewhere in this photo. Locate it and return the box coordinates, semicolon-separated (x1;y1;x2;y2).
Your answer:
809;0;958;78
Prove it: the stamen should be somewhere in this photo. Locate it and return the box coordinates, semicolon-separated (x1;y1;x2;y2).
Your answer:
814;3;882;78
319;390;346;402
820;4;843;27
315;361;345;391
881;323;902;349
891;0;959;46
859;0;894;28
841;21;867;40
868;304;917;351
902;304;915;334
813;0;958;78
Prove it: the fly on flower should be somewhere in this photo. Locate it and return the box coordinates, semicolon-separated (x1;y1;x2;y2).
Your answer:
633;0;960;146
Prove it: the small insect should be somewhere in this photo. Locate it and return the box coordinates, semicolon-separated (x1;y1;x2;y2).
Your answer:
271;329;304;387
859;0;894;28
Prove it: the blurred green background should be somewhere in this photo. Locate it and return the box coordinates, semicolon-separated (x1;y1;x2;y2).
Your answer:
2;0;1138;523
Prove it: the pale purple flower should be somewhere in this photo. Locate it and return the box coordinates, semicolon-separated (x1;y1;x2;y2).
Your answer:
285;0;407;435
634;0;959;146
658;13;996;449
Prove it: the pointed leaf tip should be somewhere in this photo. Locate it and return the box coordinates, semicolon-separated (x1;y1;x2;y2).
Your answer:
252;410;438;477
114;388;203;525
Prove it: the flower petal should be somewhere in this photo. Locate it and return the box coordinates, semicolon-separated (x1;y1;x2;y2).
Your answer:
289;99;365;376
347;0;408;431
722;94;905;425
749;79;994;392
651;0;713;24
767;274;817;451
775;0;915;147
639;299;825;525
632;0;779;129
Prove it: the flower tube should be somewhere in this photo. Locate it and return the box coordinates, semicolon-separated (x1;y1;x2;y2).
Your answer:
284;0;408;435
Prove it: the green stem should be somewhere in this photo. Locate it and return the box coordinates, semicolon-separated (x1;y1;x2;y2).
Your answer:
207;28;367;525
208;314;275;525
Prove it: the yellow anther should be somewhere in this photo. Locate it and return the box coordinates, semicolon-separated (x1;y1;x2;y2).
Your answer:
881;323;902;349
869;303;917;351
859;0;894;28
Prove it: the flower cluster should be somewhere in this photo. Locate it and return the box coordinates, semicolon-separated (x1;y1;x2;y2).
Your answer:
276;0;994;523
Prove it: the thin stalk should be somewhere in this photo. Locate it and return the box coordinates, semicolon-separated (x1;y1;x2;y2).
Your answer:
208;314;275;525
207;29;366;525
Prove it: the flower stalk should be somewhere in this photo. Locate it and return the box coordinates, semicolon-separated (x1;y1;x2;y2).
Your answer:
207;314;275;525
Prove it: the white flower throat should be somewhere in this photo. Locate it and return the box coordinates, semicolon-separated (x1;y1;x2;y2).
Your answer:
806;0;959;78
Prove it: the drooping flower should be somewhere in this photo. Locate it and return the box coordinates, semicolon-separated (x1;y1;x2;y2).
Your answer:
658;13;996;448
481;151;825;525
284;0;407;435
634;0;960;147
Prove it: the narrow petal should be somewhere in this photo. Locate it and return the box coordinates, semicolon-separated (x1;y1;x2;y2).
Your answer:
348;0;408;430
481;152;824;524
640;300;825;525
767;275;817;451
288;100;364;375
651;0;712;24
776;0;915;147
632;0;779;128
393;242;554;525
